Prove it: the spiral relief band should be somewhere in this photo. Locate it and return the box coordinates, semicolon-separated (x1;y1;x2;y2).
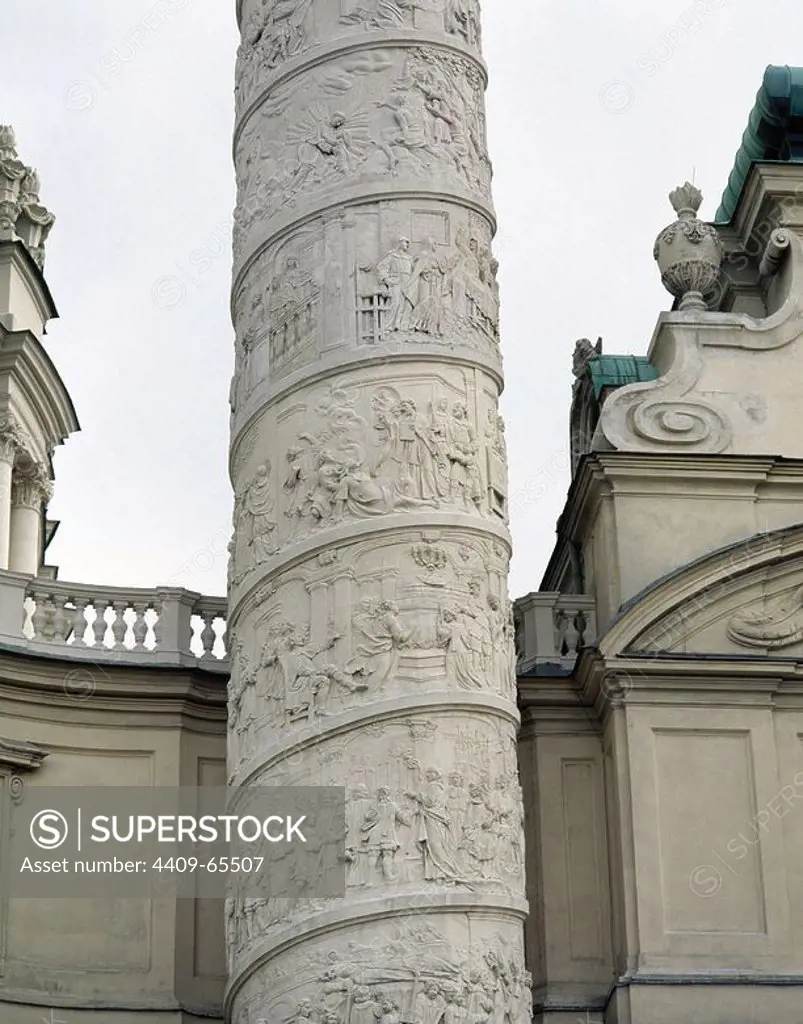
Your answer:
226;2;529;1023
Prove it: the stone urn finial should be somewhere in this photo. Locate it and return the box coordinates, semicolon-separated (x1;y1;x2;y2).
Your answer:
653;181;723;311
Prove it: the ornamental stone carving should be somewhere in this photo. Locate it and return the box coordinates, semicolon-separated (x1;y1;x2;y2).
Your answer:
11;462;52;508
727;585;803;650
0;125;54;268
229;0;525;1018
653;182;723;311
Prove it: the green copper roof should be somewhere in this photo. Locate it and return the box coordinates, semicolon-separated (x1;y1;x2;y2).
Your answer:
588;355;658;399
715;65;803;224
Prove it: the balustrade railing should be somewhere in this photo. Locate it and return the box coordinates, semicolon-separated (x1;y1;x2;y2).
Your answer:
515;591;597;674
0;571;228;670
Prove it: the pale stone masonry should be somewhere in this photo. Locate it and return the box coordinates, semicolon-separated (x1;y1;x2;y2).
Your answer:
225;1;528;1022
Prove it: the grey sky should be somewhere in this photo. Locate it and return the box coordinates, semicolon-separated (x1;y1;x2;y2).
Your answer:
2;0;796;600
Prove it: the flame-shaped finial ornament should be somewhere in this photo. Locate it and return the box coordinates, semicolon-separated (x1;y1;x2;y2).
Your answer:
653;182;723;311
668;181;703;217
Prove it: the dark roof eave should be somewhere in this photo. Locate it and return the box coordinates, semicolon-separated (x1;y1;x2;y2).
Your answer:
715;65;803;224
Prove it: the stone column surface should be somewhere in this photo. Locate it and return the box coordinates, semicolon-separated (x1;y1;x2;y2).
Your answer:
0;430;15;570
226;2;529;1022
8;464;47;575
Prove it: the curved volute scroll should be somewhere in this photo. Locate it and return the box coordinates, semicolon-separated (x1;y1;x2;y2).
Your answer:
0;125;54;270
600;188;803;456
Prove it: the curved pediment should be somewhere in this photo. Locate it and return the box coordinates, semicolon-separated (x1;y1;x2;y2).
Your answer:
599;523;803;658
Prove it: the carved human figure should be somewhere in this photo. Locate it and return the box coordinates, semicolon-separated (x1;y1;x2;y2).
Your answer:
445;403;483;508
239;463;278;563
269;254;319;362
406;767;461;881
438;605;484;690
377;89;439;174
407;239;447;335
262;624;367;721
445;0;481;46
351;986;382;1024
360;786;412;882
376;237;414;332
442;990;468;1024
347;598;412;689
414;981;446;1024
290;110;365;194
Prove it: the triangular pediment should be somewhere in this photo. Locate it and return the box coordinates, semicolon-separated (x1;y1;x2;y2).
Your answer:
599;524;803;658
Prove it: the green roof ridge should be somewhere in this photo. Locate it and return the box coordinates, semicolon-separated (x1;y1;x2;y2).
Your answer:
715;65;803;224
587;354;658;400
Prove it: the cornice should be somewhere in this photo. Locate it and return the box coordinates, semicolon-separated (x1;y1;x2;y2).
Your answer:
0;735;48;772
0;239;58;322
0;320;80;451
0;649;227;729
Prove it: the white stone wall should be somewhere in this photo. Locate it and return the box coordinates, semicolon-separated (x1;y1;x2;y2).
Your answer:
227;2;528;1021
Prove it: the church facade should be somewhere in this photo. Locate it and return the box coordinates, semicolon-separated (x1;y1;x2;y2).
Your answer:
0;5;802;1021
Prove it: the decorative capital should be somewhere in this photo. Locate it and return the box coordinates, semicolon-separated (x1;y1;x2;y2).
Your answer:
0;416;21;463
12;462;52;509
654;182;723;312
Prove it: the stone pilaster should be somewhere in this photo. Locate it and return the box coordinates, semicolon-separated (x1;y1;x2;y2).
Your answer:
9;462;50;575
227;2;528;1022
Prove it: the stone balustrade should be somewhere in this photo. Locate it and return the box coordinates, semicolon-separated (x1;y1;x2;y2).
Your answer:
0;569;228;670
515;591;597;675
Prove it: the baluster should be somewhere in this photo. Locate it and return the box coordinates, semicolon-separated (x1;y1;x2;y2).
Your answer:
51;594;70;643
152;601;163;651
30;590;50;641
553;609;568;656
219;620;228;660
92;601;109;647
132;603;149;649
199;612;217;660
111;602;128;649
563;609;581;654
70;598;88;646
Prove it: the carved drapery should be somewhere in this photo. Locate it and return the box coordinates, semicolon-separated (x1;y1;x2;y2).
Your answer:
228;2;527;1022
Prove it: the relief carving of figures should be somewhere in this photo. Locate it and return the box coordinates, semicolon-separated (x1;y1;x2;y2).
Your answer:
236;0;314;112
340;0;412;29
727;585;803;650
284;926;530;1024
405;765;463;881
361;231;499;351
443;402;483;509
376;49;490;193
376;236;414;332
260;621;368;722
359;785;412;882
269;253;320;367
346;598;412;689
237;462;278;564
445;0;482;47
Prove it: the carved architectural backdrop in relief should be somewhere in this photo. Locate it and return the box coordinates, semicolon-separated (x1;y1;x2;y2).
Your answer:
230;202;501;413
227;531;516;759
235;0;485;116
233;46;491;260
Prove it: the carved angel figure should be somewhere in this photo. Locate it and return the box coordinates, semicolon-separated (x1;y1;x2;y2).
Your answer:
286;106;371;195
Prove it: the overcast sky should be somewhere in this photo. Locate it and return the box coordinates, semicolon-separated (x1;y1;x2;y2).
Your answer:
2;0;798;601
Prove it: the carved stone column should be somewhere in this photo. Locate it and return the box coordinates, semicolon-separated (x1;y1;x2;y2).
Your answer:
9;463;49;576
0;426;17;570
228;2;528;1022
